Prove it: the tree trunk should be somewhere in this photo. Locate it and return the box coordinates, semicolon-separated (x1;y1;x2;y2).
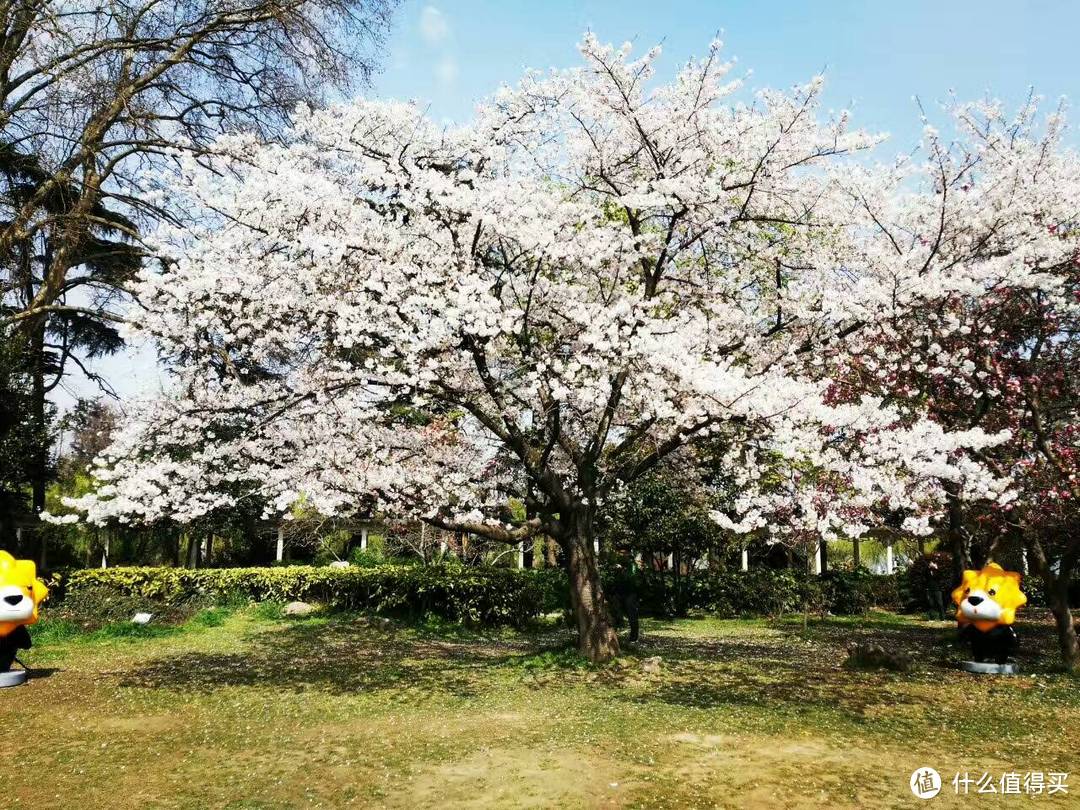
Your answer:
944;483;970;584
1050;595;1079;673
564;521;619;664
1025;531;1079;672
802;553;811;633
185;532;201;568
28;316;49;570
545;536;558;567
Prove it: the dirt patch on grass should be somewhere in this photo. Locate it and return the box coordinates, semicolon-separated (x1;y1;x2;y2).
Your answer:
657;730;1040;809
91;713;183;734
660;732;897;809
398;746;631;809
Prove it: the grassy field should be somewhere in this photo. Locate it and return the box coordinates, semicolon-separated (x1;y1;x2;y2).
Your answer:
1;605;1077;809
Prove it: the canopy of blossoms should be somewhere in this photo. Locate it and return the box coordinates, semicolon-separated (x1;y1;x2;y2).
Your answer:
58;36;1078;552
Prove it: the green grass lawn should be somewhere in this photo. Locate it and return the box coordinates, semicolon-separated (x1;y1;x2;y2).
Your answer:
1;606;1077;809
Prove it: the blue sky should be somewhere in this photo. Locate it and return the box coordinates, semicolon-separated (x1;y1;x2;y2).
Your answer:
60;1;1080;410
375;0;1080;149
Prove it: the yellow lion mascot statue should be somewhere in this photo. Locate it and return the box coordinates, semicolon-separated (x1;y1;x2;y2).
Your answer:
0;551;48;672
951;562;1026;665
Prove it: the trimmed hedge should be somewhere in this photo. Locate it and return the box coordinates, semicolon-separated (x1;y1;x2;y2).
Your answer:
821;569;901;615
49;564;900;627
616;568;898;618
52;565;566;629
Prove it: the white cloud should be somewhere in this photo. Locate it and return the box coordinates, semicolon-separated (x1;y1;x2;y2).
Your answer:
419;6;450;44
435;55;459;86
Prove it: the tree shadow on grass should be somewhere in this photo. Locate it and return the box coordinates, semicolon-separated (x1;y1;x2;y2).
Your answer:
118;616;565;697
116;610;1068;716
791;610;1062;670
618;611;1070;721
620;628;913;716
633;613;951;668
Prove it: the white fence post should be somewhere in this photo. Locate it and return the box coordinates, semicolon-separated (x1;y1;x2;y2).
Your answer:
276;526;284;562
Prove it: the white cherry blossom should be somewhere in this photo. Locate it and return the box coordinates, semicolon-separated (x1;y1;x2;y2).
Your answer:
58;36;1080;661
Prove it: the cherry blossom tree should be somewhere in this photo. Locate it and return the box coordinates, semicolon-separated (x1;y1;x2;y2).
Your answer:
906;253;1080;668
810;98;1080;667
61;37;1077;662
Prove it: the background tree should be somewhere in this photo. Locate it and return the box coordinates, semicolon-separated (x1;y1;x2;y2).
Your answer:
600;462;732;617
0;334;45;545
61;398;119;474
0;0;398;545
0;154;139;534
602;465;728;573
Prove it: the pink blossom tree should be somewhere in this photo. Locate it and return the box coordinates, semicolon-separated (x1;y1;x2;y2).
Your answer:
807;99;1080;667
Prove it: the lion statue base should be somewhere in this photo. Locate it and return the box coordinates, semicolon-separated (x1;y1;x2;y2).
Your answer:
0;668;27;688
960;659;1019;676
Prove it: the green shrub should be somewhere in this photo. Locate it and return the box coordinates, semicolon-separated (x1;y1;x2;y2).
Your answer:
901;551;953;612
348;549;385;568
708;569;808;617
48;564;902;629
603;567;895;618
52;565;566;629
50;582;207;627
348;533;386;566
819;569;899;615
866;572;901;610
